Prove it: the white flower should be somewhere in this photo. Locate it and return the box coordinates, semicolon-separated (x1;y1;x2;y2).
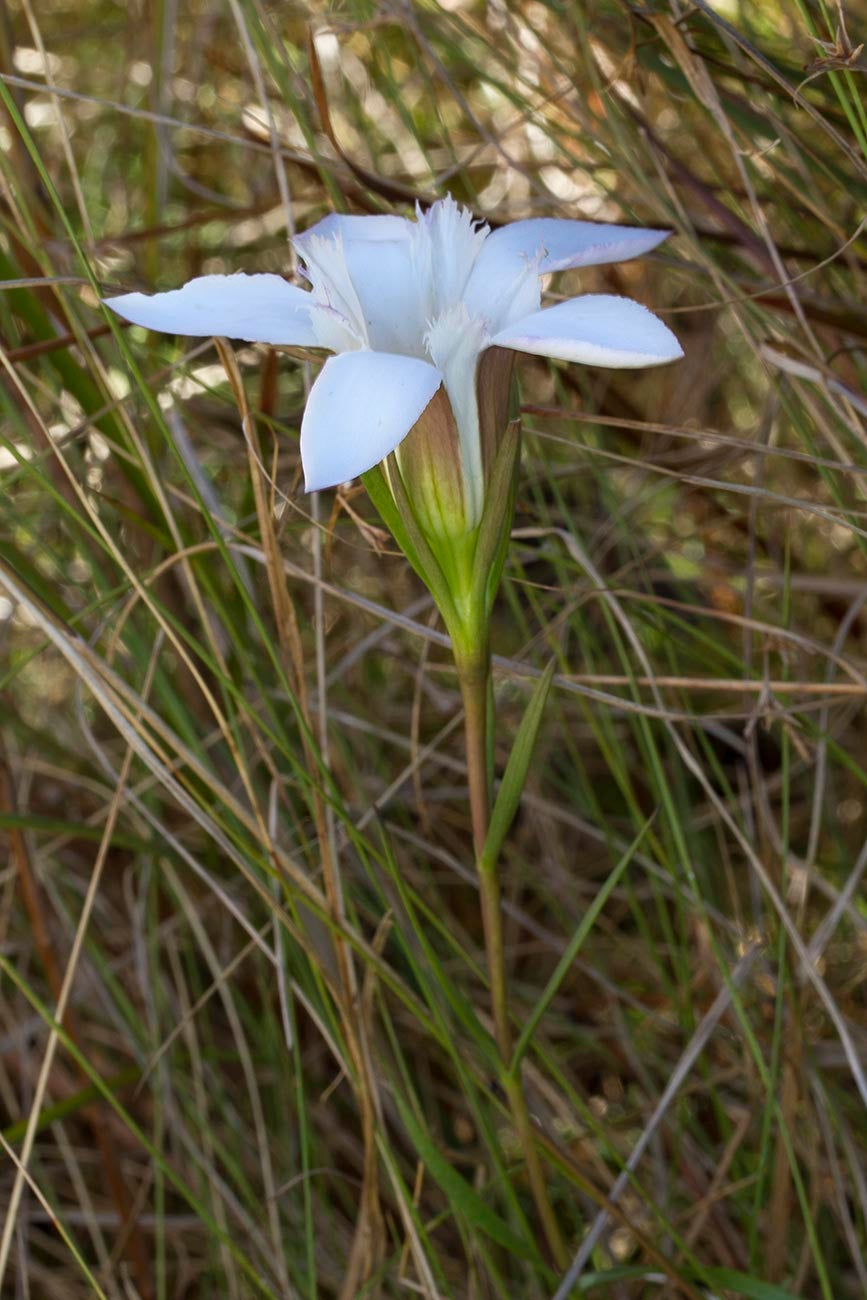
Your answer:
105;197;682;525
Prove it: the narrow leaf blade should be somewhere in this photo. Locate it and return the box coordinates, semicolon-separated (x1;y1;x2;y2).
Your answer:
511;814;656;1071
481;659;556;873
703;1269;806;1300
392;1088;537;1261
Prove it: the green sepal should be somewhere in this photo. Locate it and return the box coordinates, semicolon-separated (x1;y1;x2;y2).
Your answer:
363;395;522;657
470;417;520;623
362;462;424;571
362;461;459;628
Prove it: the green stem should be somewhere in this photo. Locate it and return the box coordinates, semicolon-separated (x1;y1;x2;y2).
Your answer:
459;651;492;863
457;652;568;1271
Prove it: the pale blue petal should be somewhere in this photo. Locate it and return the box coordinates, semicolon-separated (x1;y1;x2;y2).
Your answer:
492;295;682;367
476;219;670;276
301;351;443;491
342;240;429;355
104;273;321;346
294;212;412;255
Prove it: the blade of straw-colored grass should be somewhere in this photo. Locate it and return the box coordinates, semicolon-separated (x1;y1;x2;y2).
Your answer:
165;861;294;1297
0;70;339;172
162;936;244;1300
0;954;280;1296
0;637;162;1297
0;1132;110;1300
221;8;387;1272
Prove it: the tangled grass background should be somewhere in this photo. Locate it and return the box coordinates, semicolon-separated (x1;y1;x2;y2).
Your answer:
1;1;866;1296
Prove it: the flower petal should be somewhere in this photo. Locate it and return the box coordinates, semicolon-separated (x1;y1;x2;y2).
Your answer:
294;235;369;347
342;240;429;355
492;295;683;368
104;273;322;346
424;305;490;526
476;219;670;276
301;351;443;491
414;197;489;315
463;244;541;334
294;212;412;255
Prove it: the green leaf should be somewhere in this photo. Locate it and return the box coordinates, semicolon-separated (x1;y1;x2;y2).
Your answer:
0;812;146;849
0;544;71;620
575;1267;686;1292
3;1067;140;1142
510;813;656;1072
392;1088;537;1261
480;659;555;874
702;1268;807;1300
381;837;499;1066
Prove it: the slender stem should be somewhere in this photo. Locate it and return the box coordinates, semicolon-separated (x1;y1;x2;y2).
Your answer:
458;653;568;1270
460;653;491;862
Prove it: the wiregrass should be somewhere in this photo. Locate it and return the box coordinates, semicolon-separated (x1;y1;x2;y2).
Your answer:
0;1;866;1296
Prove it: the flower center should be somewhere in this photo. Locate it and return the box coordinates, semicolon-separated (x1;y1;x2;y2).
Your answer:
294;197;541;528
